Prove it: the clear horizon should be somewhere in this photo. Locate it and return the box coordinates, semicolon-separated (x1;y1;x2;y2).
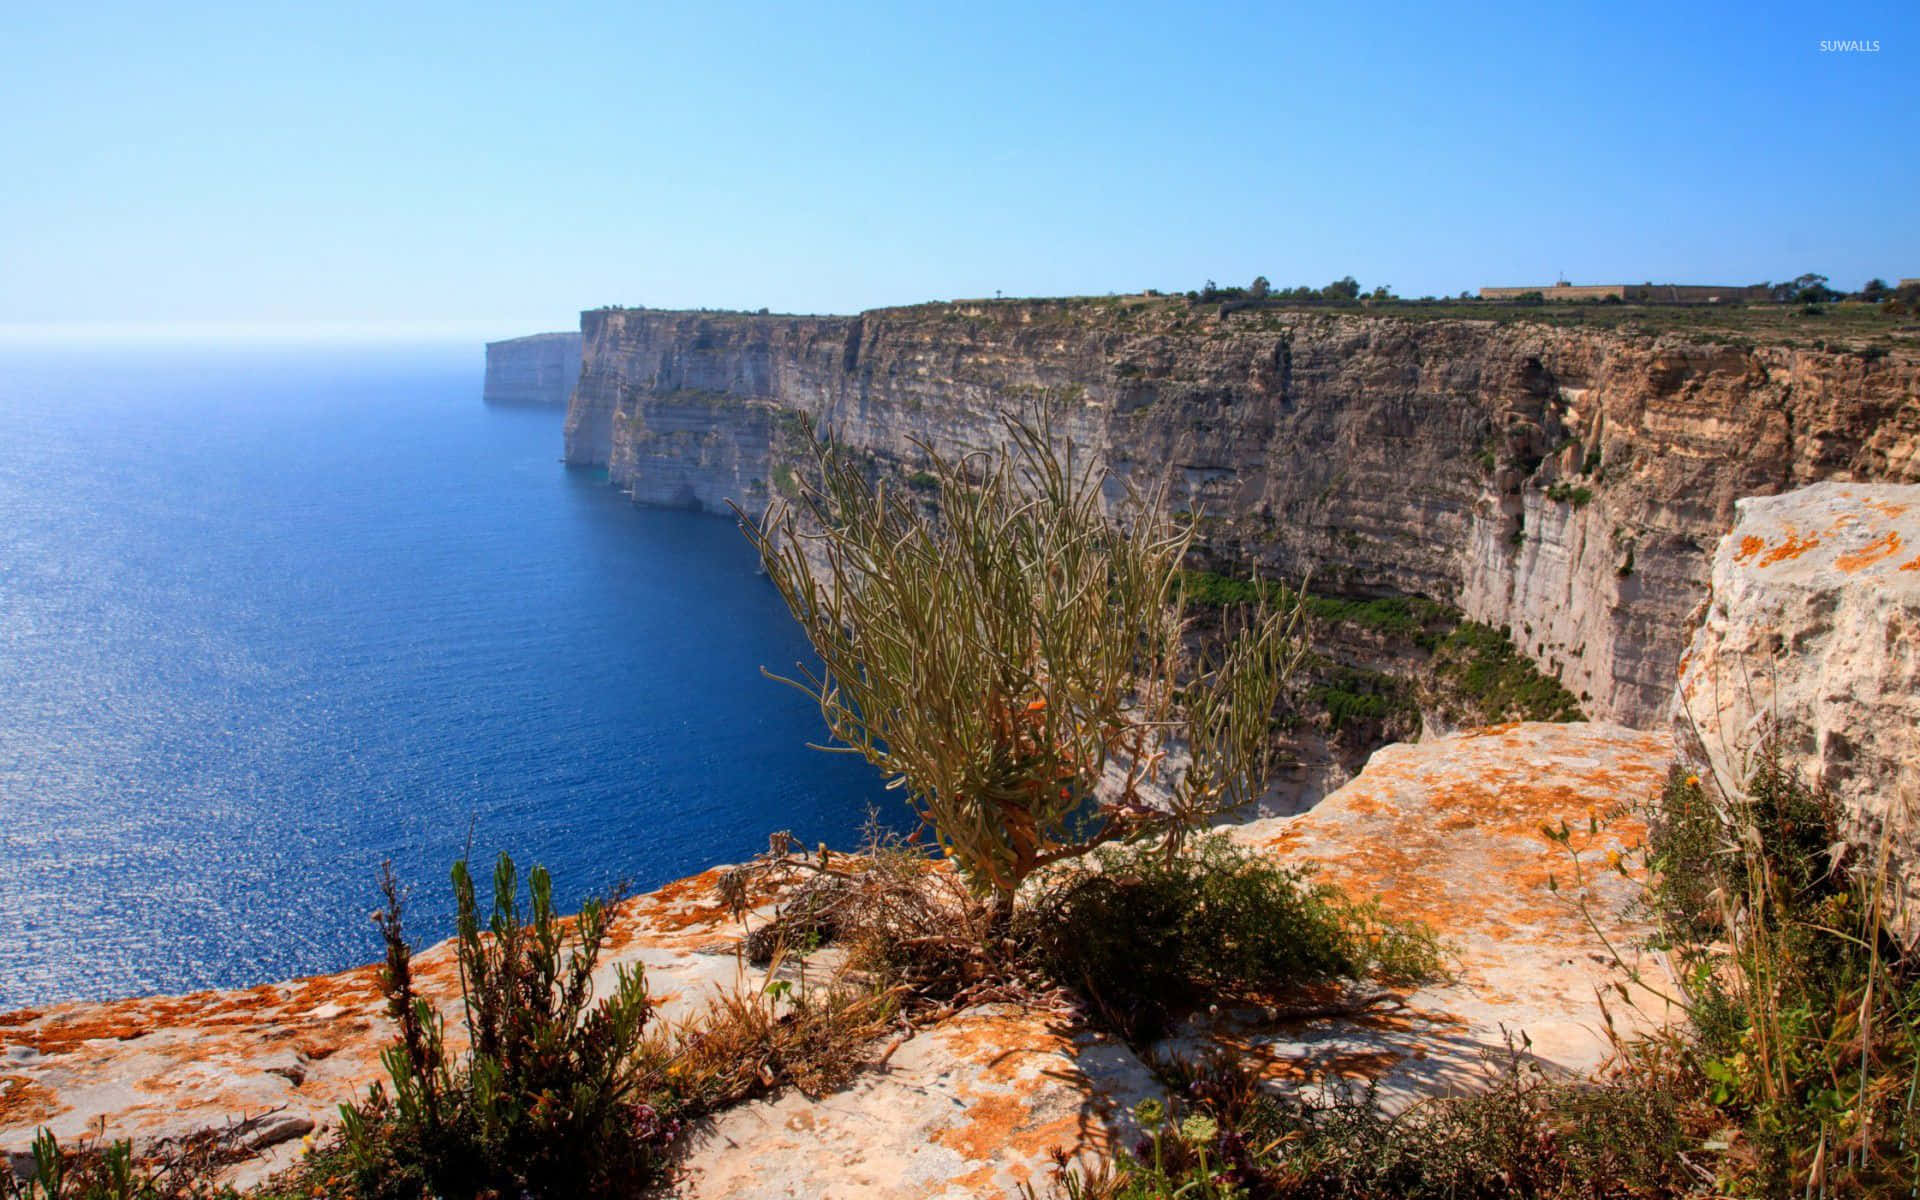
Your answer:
5;0;1914;337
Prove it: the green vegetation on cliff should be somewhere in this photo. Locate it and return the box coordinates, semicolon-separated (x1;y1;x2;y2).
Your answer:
846;289;1920;355
1180;570;1584;728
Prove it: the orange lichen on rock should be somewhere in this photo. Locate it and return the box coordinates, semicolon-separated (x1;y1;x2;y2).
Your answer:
608;863;796;948
1757;530;1821;566
1258;739;1656;944
1734;535;1766;562
936;1092;1038;1162
1229;721;1674;1091
930;1010;1135;1194
1835;531;1903;572
0;1077;62;1126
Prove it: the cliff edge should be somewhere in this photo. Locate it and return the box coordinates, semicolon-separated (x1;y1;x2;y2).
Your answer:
1;724;1667;1195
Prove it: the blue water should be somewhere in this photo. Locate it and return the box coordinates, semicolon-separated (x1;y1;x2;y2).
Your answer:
0;344;891;1010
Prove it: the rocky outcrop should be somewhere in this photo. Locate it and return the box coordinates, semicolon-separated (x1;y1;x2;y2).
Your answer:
1;721;1672;1194
1674;482;1920;931
1225;721;1675;1088
562;302;1920;728
0;865;803;1187
483;332;583;406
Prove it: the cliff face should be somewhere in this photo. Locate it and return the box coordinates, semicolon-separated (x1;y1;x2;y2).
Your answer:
564;301;1920;728
483;331;583;406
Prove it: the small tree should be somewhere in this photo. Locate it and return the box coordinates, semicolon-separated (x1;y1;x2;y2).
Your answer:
736;416;1303;921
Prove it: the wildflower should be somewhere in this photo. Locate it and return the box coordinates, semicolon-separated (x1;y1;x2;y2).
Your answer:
1685;774;1700;787
1132;1097;1166;1125
1605;849;1622;870
1179;1114;1219;1145
1026;698;1047;713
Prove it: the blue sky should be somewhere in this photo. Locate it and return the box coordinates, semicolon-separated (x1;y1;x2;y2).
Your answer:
3;0;1914;336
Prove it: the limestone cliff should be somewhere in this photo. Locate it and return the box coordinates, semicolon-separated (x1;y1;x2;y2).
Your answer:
483;331;583;406
563;301;1920;728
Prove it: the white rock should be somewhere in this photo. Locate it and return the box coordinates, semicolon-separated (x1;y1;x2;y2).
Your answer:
1674;481;1920;932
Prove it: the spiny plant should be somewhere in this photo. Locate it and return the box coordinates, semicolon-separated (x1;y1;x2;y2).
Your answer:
337;856;666;1200
735;413;1305;921
0;1123;251;1200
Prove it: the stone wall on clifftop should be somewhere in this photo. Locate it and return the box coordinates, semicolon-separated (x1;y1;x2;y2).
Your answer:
563;300;1920;728
483;331;583;406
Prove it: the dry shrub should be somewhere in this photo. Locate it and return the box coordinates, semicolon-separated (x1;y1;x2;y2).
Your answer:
722;822;1035;1015
635;979;900;1120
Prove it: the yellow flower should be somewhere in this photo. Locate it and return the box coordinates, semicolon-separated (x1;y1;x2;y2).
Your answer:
1685;774;1701;788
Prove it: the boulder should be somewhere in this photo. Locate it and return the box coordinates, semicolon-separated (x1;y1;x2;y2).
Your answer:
1674;482;1920;932
1225;720;1676;1097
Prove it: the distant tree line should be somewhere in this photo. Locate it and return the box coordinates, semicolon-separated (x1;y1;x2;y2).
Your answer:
1184;273;1920;313
1188;275;1396;307
1764;274;1919;309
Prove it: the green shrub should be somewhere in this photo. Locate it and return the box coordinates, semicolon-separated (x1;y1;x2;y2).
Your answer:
336;857;668;1200
1643;762;1920;1195
1180;572;1581;726
1017;836;1441;1041
1545;481;1594;506
1306;664;1416;733
1178;572;1451;645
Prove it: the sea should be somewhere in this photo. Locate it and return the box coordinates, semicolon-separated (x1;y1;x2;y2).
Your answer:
0;342;891;1011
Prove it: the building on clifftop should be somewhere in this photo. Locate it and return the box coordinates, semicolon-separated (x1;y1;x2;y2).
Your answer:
1479;282;1772;303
